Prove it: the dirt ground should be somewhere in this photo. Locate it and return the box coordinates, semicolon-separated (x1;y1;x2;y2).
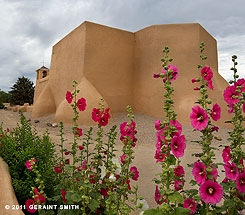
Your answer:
0;109;234;211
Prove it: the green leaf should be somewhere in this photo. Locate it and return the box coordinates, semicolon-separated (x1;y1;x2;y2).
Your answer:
169;155;176;165
175;207;192;215
71;193;82;202
143;208;164;215
88;199;100;212
168;191;184;204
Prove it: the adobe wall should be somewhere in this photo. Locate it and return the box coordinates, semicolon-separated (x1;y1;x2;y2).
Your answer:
32;21;231;126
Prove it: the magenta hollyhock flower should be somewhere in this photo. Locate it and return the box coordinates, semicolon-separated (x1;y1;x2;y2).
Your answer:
243;102;245;113
170;120;182;136
222;177;228;183
170;135;186;157
222;147;231;163
155;120;162;130
54;163;63;173
223;86;240;104
130;166;139;181
120;121;136;137
228;104;234;114
210;166;218;180
192;162;207;185
61;189;67;203
199;180;223;204
174;179;184;191
25;199;36;213
153;73;160;78
26;157;36;171
65;159;70;164
174;165;185;177
161;65;178;83
234;78;245;93
201;66;213;81
211;126;219;132
74;128;83;137
66;91;73;104
92;108;101;122
207;80;214;90
154;148;166;163
193;87;199;90
77;97;86;111
34;188;46;204
79;145;84;150
98;114;109;126
155;186;163;205
183;198;197;214
64;151;70;155
211;104;221;121
236;172;245;193
190;106;209;131
224;162;239;181
121;154;127;164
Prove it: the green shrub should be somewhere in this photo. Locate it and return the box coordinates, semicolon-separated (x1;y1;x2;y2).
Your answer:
0;113;58;214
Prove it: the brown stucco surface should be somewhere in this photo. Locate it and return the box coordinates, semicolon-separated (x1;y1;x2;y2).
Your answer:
32;21;231;126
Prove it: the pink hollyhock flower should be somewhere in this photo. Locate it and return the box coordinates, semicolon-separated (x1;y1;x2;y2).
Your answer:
193;87;199;90
26;157;36;171
199;180;223;204
121;154;127;164
79;145;84;150
78;166;82;171
155;186;167;205
224;162;239;181
64;151;70;155
98;114;109;126
211;104;221;121
228;104;234;114
222;177;228;183
54;163;63;173
192;162;207;185
183;198;197;214
61;189;67;203
130;166;139;181
210;166;218;180
34;188;46;204
171;135;186;157
154;148;165;163
92;108;101;122
66;91;73;104
170;120;182;136
201;66;213;81
222;147;231;163
25;199;36;213
161;65;178;83
155;120;162;130
243;102;245;113
65;159;70;164
82;160;88;170
120;121;136;137
74;128;83;137
77;98;86;111
211;126;219;132
234;78;245;93
174;165;185;177
190;106;209;131
207;80;214;90
223;86;240;104
236;172;245;193
191;78;199;83
174;179;184;191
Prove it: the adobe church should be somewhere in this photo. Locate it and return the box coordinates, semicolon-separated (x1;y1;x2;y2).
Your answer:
32;21;230;126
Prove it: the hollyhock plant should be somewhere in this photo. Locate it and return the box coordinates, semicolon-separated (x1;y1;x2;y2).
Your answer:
183;198;197;214
77;97;86;111
130;166;139;181
54;163;63;173
236;172;245;193
189;105;209;130
174;165;185;177
192;162;207;185
201;66;213;81
66;91;73;104
211;104;221;121
199;180;223;204
170;134;186;157
224;162;239;181
222;147;231;162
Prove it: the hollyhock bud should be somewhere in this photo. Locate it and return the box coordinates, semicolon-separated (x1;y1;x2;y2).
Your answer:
79;145;84;150
193;87;199;90
64;151;70;155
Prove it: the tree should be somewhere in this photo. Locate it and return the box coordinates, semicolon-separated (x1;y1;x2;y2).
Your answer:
0;90;9;108
9;76;34;106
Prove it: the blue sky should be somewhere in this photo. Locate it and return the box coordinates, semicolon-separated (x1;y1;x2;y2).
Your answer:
0;0;244;92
